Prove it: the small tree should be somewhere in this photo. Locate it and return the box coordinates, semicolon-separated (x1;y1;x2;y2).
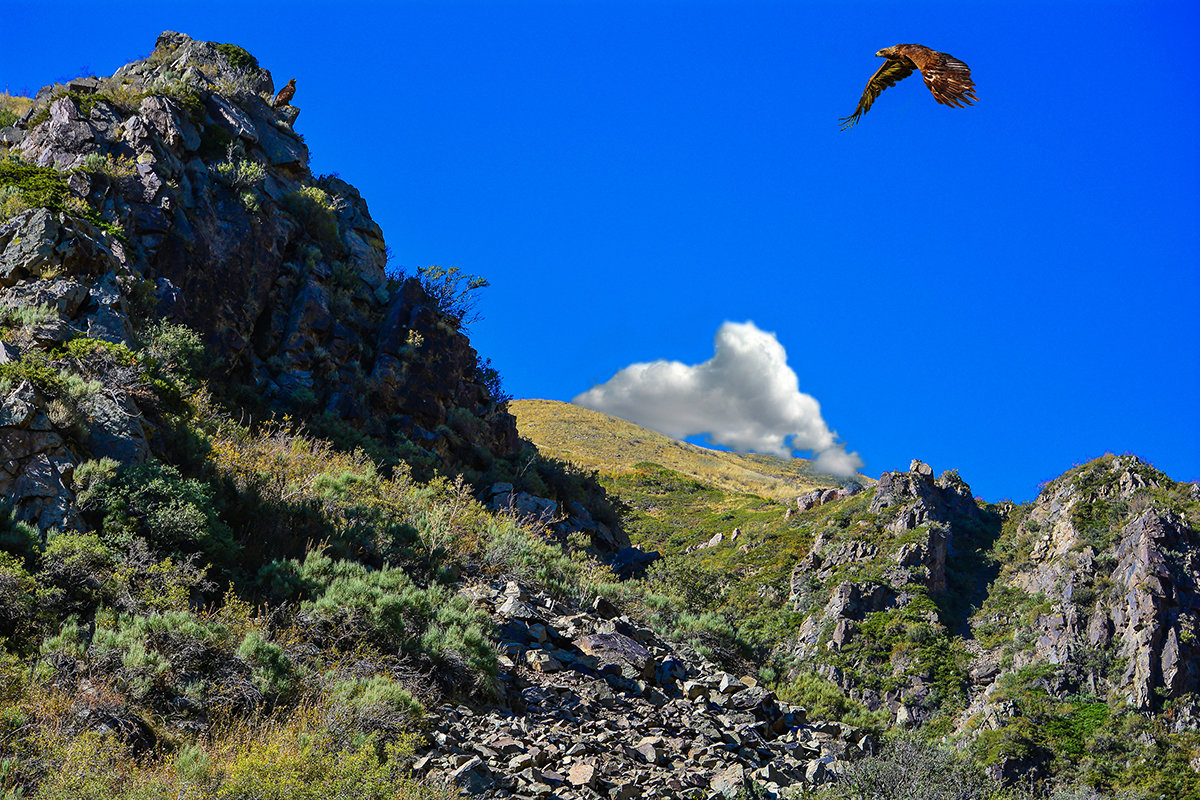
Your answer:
416;265;489;329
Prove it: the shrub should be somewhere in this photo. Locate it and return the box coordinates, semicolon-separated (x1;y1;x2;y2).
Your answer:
61;336;138;366
777;671;888;732
75;458;235;565
28;730;176;800
0;504;39;564
283;186;341;252
0;183;28;219
0;158;70;212
285;551;497;693
238;631;297;698
90;609;233;702
39;617;88;673
476;356;510;404
215;43;260;71
208;420;417;565
39;532;117;614
137;320;206;386
642;558;723;613
205;706;442;800
813;736;994;800
78;153;137;179
416;265;488;329
23;704;450;799
327;674;423;735
0;553;41;650
213;148;266;191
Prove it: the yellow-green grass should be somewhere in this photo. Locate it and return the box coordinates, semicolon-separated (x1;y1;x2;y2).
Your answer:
510;399;866;503
0;91;34;125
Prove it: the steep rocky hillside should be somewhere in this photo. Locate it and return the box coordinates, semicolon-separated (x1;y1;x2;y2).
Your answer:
3;32;1199;800
1;31;520;489
0;33;894;800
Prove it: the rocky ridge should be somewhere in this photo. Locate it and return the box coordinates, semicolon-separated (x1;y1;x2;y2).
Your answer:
967;455;1200;711
779;451;1200;754
0;32;551;538
785;460;990;723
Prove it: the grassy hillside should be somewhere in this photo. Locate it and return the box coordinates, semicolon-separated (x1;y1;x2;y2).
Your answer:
510;398;862;502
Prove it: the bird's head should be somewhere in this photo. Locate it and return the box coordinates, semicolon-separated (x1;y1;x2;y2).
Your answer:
875;46;898;59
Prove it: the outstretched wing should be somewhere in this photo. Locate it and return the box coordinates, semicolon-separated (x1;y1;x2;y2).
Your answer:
916;51;977;108
838;58;916;130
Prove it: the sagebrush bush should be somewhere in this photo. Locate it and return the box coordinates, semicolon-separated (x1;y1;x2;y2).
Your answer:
75;458;235;565
238;631;297;698
213;145;266;194
327;674;423;736
0;552;41;650
0;301;57;333
90;609;234;703
275;550;498;693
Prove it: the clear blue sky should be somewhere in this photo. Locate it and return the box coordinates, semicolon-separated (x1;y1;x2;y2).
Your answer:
4;1;1197;501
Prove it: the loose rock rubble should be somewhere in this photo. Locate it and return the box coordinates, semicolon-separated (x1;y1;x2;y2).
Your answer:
414;581;874;798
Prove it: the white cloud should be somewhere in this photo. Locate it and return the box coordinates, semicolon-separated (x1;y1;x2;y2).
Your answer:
572;321;863;478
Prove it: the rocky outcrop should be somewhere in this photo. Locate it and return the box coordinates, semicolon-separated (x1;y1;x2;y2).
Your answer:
0;379;80;532
795;483;861;513
974;455;1200;710
419;580;874;798
790;460;979;615
2;32;520;528
868;459;981;540
785;459;992;723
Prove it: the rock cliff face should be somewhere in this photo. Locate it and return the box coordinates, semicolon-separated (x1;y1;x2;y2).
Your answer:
2;32;518;530
786;460;994;723
783;452;1200;744
968;455;1200;711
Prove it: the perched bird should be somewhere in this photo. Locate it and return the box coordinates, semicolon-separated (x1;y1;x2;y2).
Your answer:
839;44;976;130
272;78;296;108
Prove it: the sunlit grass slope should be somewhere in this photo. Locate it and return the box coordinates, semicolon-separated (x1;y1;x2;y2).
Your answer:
510;399;864;502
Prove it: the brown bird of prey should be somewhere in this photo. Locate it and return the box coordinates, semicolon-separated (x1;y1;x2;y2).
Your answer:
839;44;976;130
272;78;296;108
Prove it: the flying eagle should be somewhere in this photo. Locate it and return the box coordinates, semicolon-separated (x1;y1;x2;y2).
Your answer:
272;78;296;108
839;44;976;130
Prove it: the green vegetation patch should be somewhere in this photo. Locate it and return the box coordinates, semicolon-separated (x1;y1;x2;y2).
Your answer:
216;42;260;71
0;158;70;213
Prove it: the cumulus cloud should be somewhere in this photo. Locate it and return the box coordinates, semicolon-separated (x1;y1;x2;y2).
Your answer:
572;321;863;478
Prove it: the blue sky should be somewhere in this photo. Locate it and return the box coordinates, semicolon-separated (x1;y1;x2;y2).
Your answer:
4;1;1197;501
